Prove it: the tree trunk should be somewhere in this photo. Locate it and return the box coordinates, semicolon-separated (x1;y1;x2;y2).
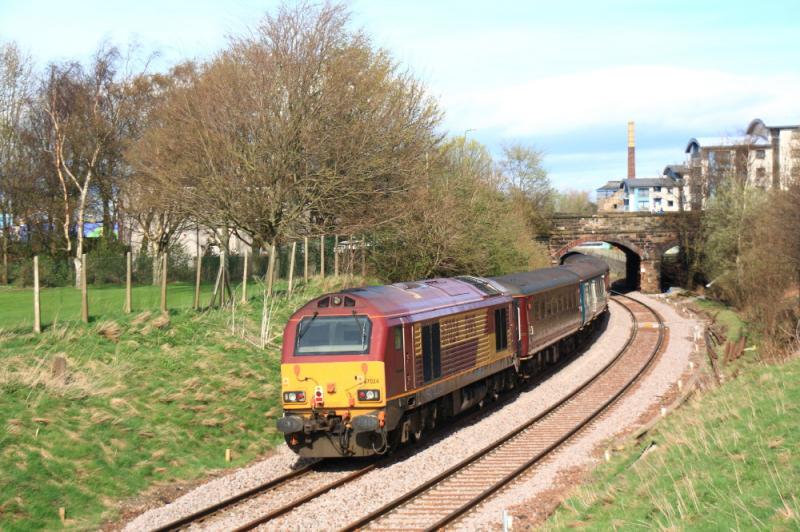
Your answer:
74;186;89;288
102;197;113;243
152;246;163;286
1;212;8;285
266;242;277;297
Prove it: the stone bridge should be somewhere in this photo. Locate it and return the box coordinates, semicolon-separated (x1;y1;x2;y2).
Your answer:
546;213;693;293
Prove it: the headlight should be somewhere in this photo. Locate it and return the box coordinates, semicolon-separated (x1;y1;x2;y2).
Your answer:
283;391;306;403
357;389;381;402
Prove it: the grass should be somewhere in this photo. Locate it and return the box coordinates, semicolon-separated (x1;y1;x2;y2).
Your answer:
0;283;218;330
0;276;366;531
544;313;800;530
694;297;747;342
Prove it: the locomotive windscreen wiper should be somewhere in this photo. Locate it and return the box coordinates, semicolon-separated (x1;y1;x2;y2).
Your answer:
298;311;319;340
352;310;368;348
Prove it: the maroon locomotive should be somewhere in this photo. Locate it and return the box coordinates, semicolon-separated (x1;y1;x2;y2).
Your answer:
277;254;609;457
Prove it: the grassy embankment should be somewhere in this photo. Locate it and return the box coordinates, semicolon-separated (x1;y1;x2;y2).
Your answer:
545;298;799;530
0;277;362;531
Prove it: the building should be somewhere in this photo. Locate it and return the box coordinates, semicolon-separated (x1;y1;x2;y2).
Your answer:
597;176;685;213
596;180;624;211
596;118;799;213
683;118;800;208
597;121;689;213
622;177;683;212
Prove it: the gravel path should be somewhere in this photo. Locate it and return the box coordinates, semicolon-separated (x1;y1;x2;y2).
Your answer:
455;292;702;530
125;294;691;532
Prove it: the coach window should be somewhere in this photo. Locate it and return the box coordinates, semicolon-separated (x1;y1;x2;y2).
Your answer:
494;308;509;351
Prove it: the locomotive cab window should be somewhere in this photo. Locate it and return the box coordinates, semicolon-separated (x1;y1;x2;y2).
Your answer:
393;326;403;351
295;315;371;355
495;307;509;351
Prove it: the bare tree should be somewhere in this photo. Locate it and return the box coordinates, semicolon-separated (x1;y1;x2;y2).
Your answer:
130;2;441;267
554;189;597;214
369;137;547;280
0;41;33;284
498;143;554;235
43;45;133;285
122;67;194;283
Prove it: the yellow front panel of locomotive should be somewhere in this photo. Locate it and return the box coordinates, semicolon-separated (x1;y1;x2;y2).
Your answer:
280;361;386;410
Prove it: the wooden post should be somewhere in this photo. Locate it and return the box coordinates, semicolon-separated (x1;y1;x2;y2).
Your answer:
33;256;41;333
334;235;339;276
288;241;297;293
266;243;276;297
124;251;132;314
80;253;88;323
220;250;227;305
220;249;234;306
303;236;309;282
241;250;249;303
194;253;202;310
320;235;325;278
160;252;168;314
361;235;367;277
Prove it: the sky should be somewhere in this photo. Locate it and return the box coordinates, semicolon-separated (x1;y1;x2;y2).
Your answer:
2;0;799;192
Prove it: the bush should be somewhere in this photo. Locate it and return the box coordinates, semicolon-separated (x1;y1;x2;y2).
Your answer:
86;240;128;285
10;255;72;287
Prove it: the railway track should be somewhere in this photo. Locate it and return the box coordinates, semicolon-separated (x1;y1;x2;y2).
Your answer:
147;294;661;532
340;293;666;531
151;459;378;531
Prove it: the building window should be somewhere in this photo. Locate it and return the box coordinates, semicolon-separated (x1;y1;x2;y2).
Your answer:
668;200;674;207
638;200;649;210
756;149;766;159
653;186;661;192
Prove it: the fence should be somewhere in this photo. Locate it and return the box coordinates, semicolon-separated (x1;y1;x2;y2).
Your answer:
2;235;369;332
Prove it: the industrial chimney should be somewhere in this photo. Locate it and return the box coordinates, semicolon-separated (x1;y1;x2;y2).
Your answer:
627;121;636;179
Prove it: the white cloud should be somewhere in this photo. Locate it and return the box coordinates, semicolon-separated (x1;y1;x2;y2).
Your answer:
437;65;800;137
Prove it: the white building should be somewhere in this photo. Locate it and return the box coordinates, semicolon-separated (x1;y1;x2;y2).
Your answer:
682;118;800;208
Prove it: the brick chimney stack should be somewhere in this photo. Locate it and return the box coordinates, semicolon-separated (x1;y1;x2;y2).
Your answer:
627;121;636;179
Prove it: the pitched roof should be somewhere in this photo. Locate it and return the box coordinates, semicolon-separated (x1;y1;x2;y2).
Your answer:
596;180;622;191
625;177;675;188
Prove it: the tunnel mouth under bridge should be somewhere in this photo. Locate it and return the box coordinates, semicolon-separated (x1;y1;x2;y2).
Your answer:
559;240;641;293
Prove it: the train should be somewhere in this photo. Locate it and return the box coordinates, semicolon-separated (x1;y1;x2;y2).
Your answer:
276;253;610;457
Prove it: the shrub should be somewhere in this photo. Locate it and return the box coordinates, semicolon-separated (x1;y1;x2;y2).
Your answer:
10;255;71;287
